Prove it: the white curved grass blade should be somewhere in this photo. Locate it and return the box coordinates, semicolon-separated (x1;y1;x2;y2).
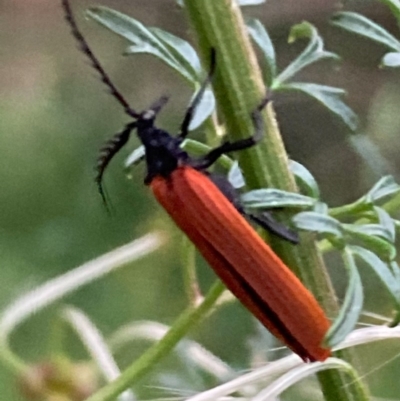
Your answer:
338;325;400;349
63;306;135;401
361;311;391;323
184;355;302;401
0;232;165;341
109;321;234;381
251;358;353;401
185;324;400;401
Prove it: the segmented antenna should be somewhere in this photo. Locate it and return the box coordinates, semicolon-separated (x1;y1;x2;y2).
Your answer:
62;0;142;210
95;121;137;208
61;0;139;118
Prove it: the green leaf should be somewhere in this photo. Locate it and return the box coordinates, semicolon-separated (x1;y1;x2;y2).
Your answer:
279;83;358;131
187;88;216;130
347;223;394;242
331;12;400;52
180;139;233;170
325;247;363;347
389;262;400;318
228;161;245;189
382;51;400;67
292;212;344;239
344;224;396;261
241;189;315;209
379;0;400;26
88;7;196;82
150;27;201;77
125;145;145;168
375;206;396;242
352;246;400;304
366;175;400;203
274;22;340;86
246;18;276;85
314;201;329;214
88;8;214;130
289;160;320;199
390;261;400;284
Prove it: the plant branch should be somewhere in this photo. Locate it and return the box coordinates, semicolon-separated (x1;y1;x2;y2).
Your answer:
182;1;369;401
85;281;225;401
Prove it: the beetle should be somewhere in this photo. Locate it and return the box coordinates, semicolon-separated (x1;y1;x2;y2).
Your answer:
61;0;331;362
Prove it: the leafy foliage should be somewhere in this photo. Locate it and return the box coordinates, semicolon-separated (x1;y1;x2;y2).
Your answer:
248;20;358;130
332;0;400;68
244;169;400;346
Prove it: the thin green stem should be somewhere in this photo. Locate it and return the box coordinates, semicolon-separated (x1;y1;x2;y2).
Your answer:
85;281;225;401
181;236;203;306
0;342;28;375
329;198;370;219
182;1;369;401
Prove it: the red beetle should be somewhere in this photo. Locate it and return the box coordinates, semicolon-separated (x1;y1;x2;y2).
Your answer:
62;0;331;362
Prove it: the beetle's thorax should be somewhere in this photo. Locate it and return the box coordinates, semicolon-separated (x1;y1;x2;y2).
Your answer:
137;123;188;184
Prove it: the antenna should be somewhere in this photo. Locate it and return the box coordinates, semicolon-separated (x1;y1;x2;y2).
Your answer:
61;0;139;118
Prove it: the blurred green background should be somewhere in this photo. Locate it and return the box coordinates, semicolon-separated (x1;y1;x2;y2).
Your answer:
2;0;400;399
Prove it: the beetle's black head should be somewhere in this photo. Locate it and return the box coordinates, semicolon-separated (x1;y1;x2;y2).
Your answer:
119;95;186;184
137;95;169;127
134;97;188;184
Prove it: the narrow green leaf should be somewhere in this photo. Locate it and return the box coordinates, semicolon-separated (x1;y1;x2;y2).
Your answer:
382;51;400;67
150;27;201;77
366;175;400;202
180;139;233;170
325;247;364;347
279;83;358;131
352;245;400;303
292;211;344;239
344;225;396;261
331;11;400;52
187;88;216;130
347;223;394;242
241;189;315;209
246;18;276;85
375;206;396;242
389;262;400;319
228;161;245;189
274;22;340;85
314;201;329;214
379;0;400;26
390;261;400;284
88;7;195;82
289;160;320;199
87;7;172;58
125;145;145;168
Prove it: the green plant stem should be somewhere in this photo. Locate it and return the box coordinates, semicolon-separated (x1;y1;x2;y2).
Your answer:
0;342;28;375
85;281;225;401
182;1;369;401
181;236;202;306
330;188;400;221
329;198;370;218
